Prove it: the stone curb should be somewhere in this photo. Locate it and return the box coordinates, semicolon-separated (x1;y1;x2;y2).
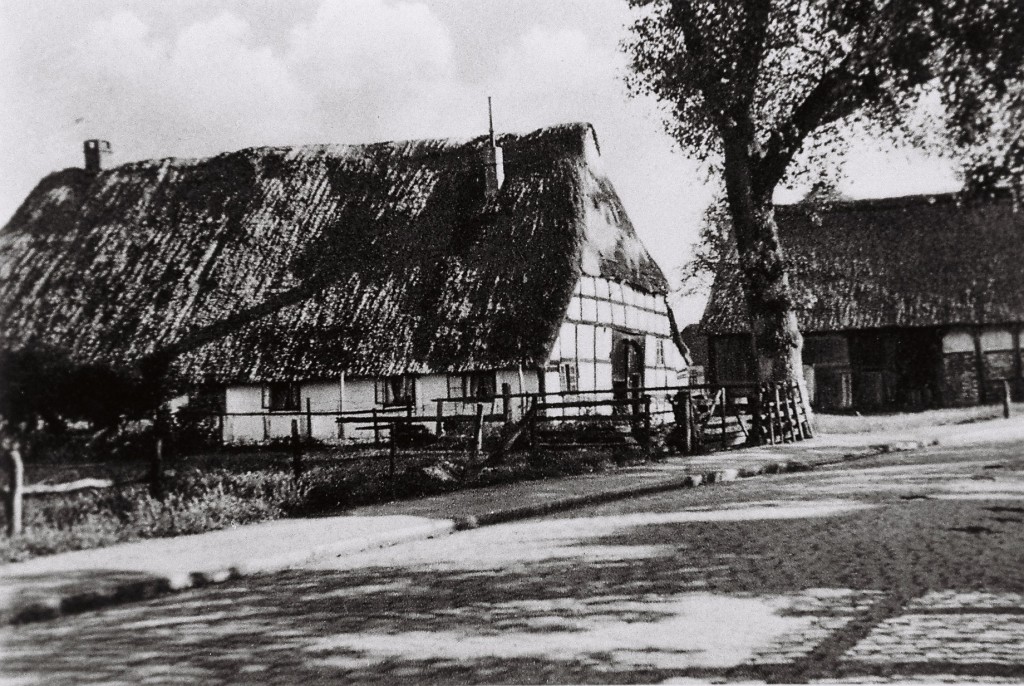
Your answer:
4;439;924;626
3;521;457;626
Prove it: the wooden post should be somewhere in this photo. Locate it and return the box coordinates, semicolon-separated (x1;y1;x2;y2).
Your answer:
720;388;728;447
471;402;485;462
217;413;225;448
795;381;814;438
679;390;692;454
780;385;796;442
501;383;512;423
435;399;444;437
642;394;652;445
1004;379;1012;419
291;419;303;481
3;441;24;537
791;390;805;440
388;428;397;483
750;387;763;446
372;408;380;446
306;397;313;439
149;436;165;500
528;398;538;451
766;385;776;445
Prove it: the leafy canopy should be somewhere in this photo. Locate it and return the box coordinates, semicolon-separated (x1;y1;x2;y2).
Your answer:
625;0;1024;198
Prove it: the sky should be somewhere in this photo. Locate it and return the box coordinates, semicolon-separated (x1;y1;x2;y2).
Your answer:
0;0;962;324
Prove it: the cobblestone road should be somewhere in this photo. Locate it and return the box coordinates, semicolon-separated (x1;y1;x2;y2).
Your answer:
1;440;1023;684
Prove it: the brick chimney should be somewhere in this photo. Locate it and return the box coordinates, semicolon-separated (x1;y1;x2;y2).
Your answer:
481;97;504;199
83;140;112;172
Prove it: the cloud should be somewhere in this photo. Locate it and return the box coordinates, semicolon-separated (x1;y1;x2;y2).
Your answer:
0;0;963;328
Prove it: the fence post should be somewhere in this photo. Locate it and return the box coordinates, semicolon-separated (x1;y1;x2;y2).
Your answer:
291;419;303;482
679;390;692;454
642;394;652;446
306;397;313;439
789;385;806;440
388;427;398;501
528;398;538;451
149;435;165;501
471;402;485;462
501;383;512;423
781;385;796;442
720;388;728;447
2;440;24;537
766;385;776;445
749;387;762;446
1004;379;1012;419
435;399;444;437
794;381;813;438
372;408;380;446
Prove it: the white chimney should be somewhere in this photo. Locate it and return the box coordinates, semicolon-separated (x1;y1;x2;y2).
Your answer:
482;97;504;199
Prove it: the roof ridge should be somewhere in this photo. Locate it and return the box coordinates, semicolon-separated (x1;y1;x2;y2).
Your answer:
71;122;598;175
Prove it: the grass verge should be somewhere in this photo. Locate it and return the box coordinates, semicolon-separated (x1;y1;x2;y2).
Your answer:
1;443;643;564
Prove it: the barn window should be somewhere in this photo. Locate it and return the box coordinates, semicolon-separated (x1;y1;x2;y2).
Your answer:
559;361;579;392
263;382;300;412
376;375;415;406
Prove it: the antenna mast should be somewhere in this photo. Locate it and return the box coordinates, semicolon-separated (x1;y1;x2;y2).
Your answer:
488;96;495;147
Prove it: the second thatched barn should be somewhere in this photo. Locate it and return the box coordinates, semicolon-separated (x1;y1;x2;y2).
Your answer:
0;123;686;442
701;193;1024;411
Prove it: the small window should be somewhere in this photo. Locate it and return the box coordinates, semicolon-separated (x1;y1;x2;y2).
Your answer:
559;361;579;392
655;340;666;366
447;374;463;399
263;382;300;412
468;371;497;400
376;375;416;406
446;372;497;400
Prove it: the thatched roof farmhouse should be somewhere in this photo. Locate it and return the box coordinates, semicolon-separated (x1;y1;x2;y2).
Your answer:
702;193;1024;410
1;123;684;442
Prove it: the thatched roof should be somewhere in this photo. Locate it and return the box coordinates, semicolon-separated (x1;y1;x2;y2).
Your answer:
0;123;667;382
701;193;1024;336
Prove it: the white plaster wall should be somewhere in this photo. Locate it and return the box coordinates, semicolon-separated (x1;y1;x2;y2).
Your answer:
303;382;340;411
417;373;449;415
224;385;264;443
226;385;263;413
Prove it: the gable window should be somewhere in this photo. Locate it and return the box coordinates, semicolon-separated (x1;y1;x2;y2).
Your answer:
376;375;416;406
559;361;579;392
262;382;300;412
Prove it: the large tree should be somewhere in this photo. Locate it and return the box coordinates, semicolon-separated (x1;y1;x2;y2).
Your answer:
625;0;1024;405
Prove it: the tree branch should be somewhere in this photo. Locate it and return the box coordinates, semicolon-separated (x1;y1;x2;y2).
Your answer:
753;55;873;196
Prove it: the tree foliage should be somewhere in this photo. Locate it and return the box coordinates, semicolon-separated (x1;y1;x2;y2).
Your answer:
0;348;159;432
626;0;1024;196
624;0;1024;393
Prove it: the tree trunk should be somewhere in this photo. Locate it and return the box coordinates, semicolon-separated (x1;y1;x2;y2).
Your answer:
720;135;813;422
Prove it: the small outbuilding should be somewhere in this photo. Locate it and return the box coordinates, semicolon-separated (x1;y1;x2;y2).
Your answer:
0;123;685;442
700;193;1024;411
